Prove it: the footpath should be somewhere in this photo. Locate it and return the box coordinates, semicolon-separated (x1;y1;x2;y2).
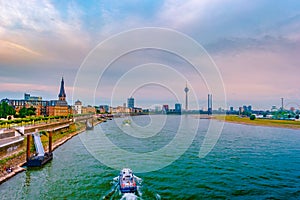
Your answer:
0;119;102;185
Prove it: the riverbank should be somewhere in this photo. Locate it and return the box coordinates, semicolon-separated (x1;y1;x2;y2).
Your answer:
0;120;102;185
214;115;300;129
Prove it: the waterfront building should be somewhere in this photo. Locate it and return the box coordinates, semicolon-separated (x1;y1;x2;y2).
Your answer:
165;103;181;115
47;100;69;116
24;93;42;101
127;97;134;109
162;105;169;113
175;103;182;113
82;105;96;114
74;100;82;114
248;105;252;112
155;106;161;112
132;107;143;113
1;98;48;116
99;105;110;113
110;106;130;114
1;77;71;117
239;107;243;114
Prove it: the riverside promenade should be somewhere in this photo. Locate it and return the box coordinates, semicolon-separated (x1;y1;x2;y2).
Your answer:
0;116;101;184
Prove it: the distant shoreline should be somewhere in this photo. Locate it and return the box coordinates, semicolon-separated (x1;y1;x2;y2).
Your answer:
213;115;300;130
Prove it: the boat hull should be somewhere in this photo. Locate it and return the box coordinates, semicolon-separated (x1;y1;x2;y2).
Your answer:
27;152;53;167
119;185;137;193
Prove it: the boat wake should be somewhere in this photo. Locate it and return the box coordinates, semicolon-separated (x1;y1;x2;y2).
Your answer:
120;193;139;200
102;183;141;200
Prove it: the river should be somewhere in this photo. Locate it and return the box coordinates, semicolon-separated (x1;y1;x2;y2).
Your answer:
1;115;300;199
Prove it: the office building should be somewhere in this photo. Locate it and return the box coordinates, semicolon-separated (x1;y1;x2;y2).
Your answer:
127;97;134;109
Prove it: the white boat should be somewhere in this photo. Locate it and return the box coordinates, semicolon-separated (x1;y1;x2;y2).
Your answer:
122;119;131;126
118;168;137;193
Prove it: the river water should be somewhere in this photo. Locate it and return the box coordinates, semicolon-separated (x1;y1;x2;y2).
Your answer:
1;115;300;199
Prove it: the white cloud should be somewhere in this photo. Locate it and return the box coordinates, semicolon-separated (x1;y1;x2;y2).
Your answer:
157;0;215;30
0;0;90;63
0;0;299;108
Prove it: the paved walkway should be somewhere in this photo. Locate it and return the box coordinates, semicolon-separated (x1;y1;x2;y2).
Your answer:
0;136;24;148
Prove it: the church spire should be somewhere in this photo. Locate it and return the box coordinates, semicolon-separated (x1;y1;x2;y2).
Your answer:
58;77;66;101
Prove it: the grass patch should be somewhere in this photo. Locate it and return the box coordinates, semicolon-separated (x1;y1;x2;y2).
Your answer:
214;115;300;129
0;150;25;167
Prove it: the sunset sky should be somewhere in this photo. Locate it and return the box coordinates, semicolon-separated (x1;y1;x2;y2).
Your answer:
0;0;300;110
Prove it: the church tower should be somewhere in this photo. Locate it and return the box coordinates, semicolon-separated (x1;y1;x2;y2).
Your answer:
58;77;66;101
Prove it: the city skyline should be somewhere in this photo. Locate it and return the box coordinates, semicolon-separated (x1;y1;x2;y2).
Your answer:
1;79;296;112
1;1;300;110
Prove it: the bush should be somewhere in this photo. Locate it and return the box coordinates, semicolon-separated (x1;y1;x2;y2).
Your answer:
250;114;256;120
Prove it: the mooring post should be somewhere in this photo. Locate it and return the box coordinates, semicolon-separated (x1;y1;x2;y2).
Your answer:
49;130;52;153
26;134;30;162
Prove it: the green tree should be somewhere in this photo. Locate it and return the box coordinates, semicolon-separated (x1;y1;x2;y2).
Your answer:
27;106;36;116
19;107;28;118
250;114;256;120
0;101;15;118
18;106;36;118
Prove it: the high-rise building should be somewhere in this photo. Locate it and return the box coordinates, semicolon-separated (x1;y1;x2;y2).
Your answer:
24;93;30;100
184;83;189;110
175;103;182;113
162;105;169;112
154;106;161;112
127;97;134;109
247;105;252;112
208;94;212;115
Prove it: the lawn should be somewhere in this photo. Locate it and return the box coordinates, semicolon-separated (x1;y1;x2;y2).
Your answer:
214;115;300;129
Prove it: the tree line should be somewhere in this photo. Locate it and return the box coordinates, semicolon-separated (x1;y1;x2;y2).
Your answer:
0;101;36;119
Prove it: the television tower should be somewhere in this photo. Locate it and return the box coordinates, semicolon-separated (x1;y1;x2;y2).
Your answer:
184;82;189;110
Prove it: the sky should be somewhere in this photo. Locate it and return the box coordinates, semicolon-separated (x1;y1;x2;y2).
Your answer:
0;0;300;110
